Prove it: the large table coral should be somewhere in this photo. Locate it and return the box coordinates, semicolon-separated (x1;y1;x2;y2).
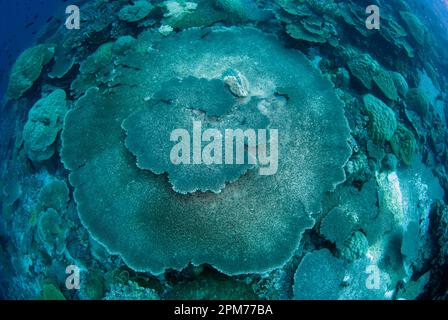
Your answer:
61;27;351;275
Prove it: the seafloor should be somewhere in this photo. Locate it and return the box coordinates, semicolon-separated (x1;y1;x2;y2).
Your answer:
0;0;447;300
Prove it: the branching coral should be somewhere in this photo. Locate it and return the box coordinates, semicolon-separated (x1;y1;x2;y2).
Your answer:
22;89;68;162
7;44;55;100
61;27;350;275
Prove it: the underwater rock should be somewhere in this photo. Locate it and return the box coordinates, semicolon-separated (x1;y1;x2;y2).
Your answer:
390;124;418;166
61;27;350;275
7;44;55;100
362;94;397;144
118;0;154;22
22;89;67;162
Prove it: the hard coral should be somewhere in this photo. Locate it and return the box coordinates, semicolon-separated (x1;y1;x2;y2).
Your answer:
23;89;67;162
7;44;55;100
61;27;350;275
362;94;397;144
118;0;154;22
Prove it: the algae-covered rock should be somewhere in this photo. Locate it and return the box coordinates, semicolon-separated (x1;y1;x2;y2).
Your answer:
61;27;350;275
390;124;418;166
118;0;154;22
7;44;55;100
23;89;67;162
363;94;397;144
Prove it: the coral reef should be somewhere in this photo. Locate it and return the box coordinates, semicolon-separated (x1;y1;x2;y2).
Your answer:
362;94;397;144
22;89;67;162
118;0;154;22
61;27;351;275
7;44;55;100
1;0;447;301
390;124;418;166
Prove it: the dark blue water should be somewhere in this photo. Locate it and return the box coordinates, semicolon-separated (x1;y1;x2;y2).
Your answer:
0;0;77;102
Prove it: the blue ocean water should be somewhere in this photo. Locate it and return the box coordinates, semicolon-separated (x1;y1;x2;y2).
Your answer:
0;0;447;301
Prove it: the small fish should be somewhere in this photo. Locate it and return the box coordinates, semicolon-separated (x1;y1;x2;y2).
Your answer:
25;22;35;29
46;16;53;23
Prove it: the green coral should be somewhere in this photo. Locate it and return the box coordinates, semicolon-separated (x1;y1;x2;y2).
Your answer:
7;44;55;100
339;231;369;261
61;27;350;275
118;0;154;22
390;124;417;166
363;94;397;144
22;89;67;162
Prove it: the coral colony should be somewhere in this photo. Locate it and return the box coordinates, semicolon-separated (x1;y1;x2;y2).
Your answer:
0;0;447;301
